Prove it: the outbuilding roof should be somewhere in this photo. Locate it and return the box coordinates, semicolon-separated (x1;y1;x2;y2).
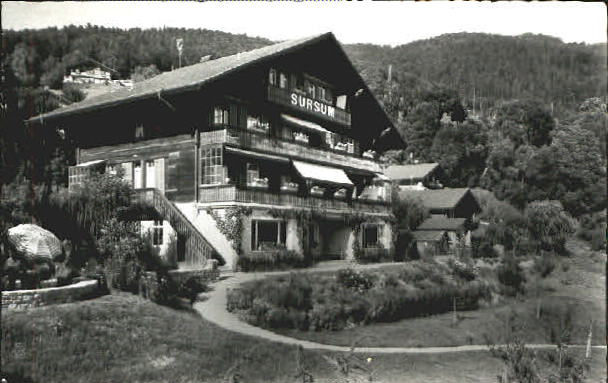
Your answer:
399;188;474;211
412;230;446;242
417;217;467;231
384;163;439;181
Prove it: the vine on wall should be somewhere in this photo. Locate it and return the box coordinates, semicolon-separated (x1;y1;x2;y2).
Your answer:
206;207;252;254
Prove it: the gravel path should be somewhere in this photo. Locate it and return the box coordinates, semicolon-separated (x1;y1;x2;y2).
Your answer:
194;262;607;354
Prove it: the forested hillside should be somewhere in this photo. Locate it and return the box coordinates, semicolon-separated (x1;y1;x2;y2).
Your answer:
2;26;606;234
346;33;607;118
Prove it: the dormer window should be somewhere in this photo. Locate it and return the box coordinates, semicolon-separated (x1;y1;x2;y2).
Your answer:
135;124;145;139
306;81;316;98
279;72;288;89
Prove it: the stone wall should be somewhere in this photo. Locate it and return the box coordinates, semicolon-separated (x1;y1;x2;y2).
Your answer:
1;280;102;311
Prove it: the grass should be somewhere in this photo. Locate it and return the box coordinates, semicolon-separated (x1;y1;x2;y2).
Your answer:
2;293;605;382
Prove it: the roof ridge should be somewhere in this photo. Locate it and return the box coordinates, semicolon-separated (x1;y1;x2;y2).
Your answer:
28;32;335;123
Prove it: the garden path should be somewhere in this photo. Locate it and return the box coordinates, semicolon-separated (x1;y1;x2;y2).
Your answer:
194;261;607;354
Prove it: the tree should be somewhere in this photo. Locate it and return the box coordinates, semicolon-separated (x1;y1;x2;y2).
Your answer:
10;43;39;87
493;100;555;147
525;201;574;255
131;64;161;82
549;122;606;216
430;118;489;187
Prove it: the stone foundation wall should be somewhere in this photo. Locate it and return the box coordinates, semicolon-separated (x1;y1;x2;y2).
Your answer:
1;280;102;311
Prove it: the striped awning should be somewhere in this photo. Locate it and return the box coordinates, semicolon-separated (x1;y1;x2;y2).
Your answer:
281;114;329;134
225;147;289;163
292;160;353;186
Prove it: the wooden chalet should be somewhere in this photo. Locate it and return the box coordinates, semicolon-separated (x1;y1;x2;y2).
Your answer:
399;188;480;220
28;33;403;271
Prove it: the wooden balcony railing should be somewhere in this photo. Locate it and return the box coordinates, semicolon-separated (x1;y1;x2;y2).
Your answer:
198;185;391;215
200;128;383;173
131;188;222;268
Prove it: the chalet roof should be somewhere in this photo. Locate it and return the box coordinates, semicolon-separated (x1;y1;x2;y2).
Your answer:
399;188;472;210
417;217;466;231
384;163;439;181
27;33;396;144
412;230;446;242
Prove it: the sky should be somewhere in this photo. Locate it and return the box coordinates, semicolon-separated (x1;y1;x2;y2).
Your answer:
2;1;606;46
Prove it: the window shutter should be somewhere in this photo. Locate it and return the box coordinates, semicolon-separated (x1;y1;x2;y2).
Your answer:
229;105;239;127
154;158;165;193
122;162;133;187
239;106;247;129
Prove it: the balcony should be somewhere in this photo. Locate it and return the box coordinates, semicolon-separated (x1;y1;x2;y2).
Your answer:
267;85;351;126
198;185;391;215
200;128;382;173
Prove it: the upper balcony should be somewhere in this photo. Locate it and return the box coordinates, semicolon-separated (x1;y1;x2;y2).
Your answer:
267;85;351;127
200;128;382;174
198;185;391;216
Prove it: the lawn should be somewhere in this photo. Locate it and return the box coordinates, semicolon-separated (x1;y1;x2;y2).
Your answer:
2;293;605;382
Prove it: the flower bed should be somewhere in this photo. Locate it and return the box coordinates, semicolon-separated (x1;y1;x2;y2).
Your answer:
227;260;491;331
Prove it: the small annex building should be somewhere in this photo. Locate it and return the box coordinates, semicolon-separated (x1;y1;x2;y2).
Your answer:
384;162;443;190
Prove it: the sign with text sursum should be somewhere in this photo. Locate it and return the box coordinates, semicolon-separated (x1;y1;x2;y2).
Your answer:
290;93;336;118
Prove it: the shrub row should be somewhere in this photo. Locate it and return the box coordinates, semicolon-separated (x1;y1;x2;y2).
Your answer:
237;249;312;272
227;262;491;332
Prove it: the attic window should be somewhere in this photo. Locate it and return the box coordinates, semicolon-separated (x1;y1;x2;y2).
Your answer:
269;69;277;86
135;124;145;139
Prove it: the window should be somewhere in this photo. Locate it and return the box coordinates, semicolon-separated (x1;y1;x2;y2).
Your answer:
362;224;380;248
213;106;230;125
152;220;163;246
268;68;277;86
279;72;288;89
246;162;259;185
201;146;224;185
251;220;286;251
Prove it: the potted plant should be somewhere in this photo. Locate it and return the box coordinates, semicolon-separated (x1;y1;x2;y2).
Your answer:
280;181;299;193
362;150;376;159
310;185;325;197
248;177;269;190
293;131;309;144
334;188;348;199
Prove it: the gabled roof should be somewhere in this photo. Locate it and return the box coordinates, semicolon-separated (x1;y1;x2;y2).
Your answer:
27;32;397;145
399;188;473;210
384;163;439;181
417;217;466;231
29;34;326;122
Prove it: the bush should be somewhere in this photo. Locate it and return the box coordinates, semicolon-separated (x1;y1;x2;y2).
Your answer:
447;258;477;282
497;257;526;295
337;268;375;292
237;249;311;271
532;255;556;278
353;244;391;264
